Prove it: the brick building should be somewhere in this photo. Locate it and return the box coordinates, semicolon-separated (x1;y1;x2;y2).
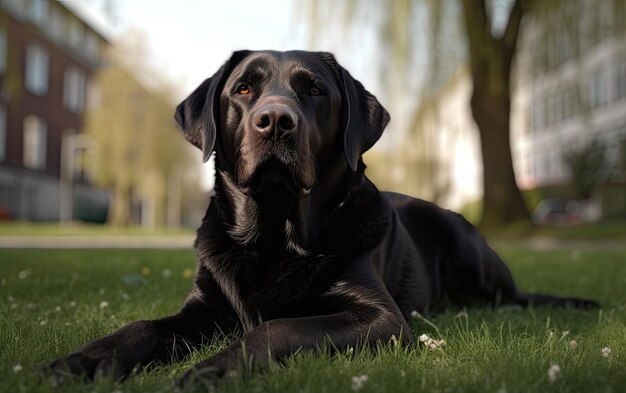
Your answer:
0;0;108;221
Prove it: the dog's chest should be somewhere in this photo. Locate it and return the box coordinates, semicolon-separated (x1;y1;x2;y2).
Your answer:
207;249;338;332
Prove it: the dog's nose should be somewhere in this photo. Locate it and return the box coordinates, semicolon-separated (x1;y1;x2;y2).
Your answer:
252;104;298;139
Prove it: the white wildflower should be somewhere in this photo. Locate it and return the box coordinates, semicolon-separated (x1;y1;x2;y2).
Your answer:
100;301;109;309
601;347;611;358
69;301;76;307
18;270;29;280
162;269;172;278
418;333;446;350
569;340;578;349
570;249;582;261
548;363;561;383
410;310;419;319
390;335;398;347
351;374;368;391
13;363;22;373
454;310;469;319
347;347;354;355
39;320;47;326
54;306;61;312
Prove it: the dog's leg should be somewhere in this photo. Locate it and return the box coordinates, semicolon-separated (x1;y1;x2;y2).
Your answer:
43;295;238;384
177;272;410;388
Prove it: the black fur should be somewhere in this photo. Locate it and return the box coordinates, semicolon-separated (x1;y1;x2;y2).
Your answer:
43;50;599;387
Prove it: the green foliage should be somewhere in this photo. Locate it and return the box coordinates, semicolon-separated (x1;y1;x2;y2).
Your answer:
1;247;625;392
84;38;197;226
562;141;607;200
459;198;482;224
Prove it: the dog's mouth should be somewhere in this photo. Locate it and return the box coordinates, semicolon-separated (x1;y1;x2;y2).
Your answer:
248;157;312;198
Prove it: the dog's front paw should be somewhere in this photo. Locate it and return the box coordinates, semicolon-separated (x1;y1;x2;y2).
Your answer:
175;363;225;391
41;353;100;385
41;352;129;386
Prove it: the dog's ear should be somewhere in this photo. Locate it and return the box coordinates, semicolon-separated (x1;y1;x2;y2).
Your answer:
175;50;251;162
337;62;390;172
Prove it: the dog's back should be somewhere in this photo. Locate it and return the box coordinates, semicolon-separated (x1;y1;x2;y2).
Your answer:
377;191;517;312
383;190;600;310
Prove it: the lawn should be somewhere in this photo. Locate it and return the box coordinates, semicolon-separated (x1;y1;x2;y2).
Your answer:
0;247;625;393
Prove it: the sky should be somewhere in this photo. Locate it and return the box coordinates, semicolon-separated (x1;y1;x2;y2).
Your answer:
62;0;317;98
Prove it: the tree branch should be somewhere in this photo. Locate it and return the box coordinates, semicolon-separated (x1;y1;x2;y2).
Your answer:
501;0;525;62
461;0;491;69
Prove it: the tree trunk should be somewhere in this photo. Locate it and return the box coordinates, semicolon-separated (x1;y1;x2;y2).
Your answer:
462;0;532;229
109;185;130;226
471;87;531;228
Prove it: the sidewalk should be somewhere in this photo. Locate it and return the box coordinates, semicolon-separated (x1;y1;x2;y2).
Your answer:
0;235;195;249
491;237;626;251
0;235;623;251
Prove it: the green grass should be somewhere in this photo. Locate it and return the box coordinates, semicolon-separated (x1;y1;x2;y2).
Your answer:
1;247;625;392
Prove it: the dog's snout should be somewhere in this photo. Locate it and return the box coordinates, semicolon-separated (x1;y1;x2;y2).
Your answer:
252;103;298;139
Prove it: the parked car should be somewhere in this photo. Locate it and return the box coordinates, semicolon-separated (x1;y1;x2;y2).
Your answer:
532;198;602;226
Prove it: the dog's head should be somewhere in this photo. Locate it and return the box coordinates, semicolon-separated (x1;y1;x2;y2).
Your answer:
175;50;389;198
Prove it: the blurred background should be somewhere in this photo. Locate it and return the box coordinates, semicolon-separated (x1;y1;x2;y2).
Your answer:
0;0;624;238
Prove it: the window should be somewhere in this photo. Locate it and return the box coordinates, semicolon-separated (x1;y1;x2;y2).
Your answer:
616;61;626;100
2;0;25;18
546;94;555;126
0;105;6;161
0;29;6;74
563;86;577;120
532;101;544;131
591;70;608;107
25;44;49;96
23;115;47;170
26;0;48;25
64;68;86;113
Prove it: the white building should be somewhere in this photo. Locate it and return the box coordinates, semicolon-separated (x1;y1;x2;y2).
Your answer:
400;0;626;217
513;0;626;189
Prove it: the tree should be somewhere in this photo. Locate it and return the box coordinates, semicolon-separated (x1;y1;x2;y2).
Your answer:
84;38;195;226
461;0;532;229
563;141;606;200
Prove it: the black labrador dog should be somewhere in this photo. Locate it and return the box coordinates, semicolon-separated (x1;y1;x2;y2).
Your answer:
45;50;598;387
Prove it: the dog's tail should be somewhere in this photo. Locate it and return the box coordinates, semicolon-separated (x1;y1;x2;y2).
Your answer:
515;292;600;309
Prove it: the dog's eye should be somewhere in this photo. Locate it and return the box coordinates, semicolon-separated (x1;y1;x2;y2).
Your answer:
309;87;321;96
236;84;251;95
